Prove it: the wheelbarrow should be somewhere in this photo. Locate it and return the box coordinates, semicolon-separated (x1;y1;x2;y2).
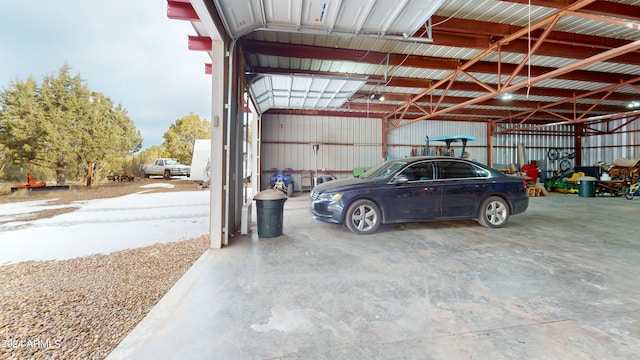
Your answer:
595;180;627;197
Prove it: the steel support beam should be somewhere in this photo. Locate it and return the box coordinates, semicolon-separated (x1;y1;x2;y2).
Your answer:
167;0;199;21
188;36;212;51
492;77;640;132
243;40;633;85
382;0;640;132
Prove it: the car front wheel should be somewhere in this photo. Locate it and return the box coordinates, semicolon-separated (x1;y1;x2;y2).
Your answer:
345;199;381;235
477;196;509;228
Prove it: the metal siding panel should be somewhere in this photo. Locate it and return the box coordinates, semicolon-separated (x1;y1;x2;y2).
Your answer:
493;124;575;182
261;114;383;177
582;118;640;165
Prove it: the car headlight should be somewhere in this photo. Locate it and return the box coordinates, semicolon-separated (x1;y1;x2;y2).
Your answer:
318;192;343;202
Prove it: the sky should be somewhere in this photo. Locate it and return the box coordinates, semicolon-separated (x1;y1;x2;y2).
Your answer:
0;1;212;149
0;182;211;264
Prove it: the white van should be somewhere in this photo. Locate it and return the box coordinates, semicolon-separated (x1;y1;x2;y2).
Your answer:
190;139;211;186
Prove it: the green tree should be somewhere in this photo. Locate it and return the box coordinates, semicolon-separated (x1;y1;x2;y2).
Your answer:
0;64;142;184
0;76;46;168
162;112;210;165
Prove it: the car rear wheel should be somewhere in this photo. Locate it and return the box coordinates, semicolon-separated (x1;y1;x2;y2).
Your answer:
345;199;381;235
477;196;509;228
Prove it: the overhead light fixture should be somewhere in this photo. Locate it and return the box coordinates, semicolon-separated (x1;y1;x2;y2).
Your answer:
370;93;385;101
501;93;514;101
627;101;640;109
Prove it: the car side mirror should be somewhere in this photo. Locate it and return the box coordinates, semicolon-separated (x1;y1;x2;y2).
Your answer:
393;175;409;184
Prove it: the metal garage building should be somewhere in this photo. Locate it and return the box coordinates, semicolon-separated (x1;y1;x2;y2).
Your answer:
105;1;640;358
167;0;639;247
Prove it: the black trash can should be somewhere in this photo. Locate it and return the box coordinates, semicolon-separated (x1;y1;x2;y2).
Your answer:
578;176;596;198
253;190;287;237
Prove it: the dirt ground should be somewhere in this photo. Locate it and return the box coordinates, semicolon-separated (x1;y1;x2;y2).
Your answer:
0;178;201;224
0;178;209;359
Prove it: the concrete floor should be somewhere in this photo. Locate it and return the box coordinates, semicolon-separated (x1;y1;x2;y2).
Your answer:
107;192;640;360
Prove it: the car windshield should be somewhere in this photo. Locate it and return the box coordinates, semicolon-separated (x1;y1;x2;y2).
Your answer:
359;160;407;180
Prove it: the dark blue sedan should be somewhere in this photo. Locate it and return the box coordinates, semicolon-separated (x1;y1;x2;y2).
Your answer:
309;156;529;235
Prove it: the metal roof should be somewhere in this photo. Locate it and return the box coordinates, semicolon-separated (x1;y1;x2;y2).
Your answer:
173;0;640;131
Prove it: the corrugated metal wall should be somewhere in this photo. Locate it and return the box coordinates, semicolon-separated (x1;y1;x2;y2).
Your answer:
386;121;488;163
494;124;575;183
261;114;383;189
582;118;640;165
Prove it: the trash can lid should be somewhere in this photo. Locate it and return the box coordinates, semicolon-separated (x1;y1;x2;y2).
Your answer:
578;176;597;181
254;189;287;200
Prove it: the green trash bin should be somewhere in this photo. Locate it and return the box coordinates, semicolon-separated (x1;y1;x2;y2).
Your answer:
254;190;287;237
578;176;596;198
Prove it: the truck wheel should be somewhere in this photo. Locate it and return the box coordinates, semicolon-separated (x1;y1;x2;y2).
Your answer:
287;182;294;197
164;170;171;180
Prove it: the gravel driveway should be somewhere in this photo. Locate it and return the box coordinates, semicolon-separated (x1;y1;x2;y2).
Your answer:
0;179;211;359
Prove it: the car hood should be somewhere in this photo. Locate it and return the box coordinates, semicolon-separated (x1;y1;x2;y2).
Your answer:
313;177;376;193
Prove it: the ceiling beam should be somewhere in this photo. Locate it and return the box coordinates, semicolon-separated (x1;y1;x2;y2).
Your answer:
499;0;640;21
431;16;634;51
350;91;623;114
429;30;640;66
250;67;640;103
387;41;640;130
243;40;637;84
383;0;640;129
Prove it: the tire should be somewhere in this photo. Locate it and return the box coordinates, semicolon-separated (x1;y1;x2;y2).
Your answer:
345;199;381;235
164;170;171;180
547;148;560;161
623;186;634;200
559;159;571;172
477;196;510;228
286;182;294;197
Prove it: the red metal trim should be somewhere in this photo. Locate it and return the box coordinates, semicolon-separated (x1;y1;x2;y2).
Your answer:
167;0;199;21
188;36;212;51
382;115;388;159
575;123;585;164
487;122;493;167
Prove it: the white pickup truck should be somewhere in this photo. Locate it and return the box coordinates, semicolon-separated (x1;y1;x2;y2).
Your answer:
140;158;191;179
